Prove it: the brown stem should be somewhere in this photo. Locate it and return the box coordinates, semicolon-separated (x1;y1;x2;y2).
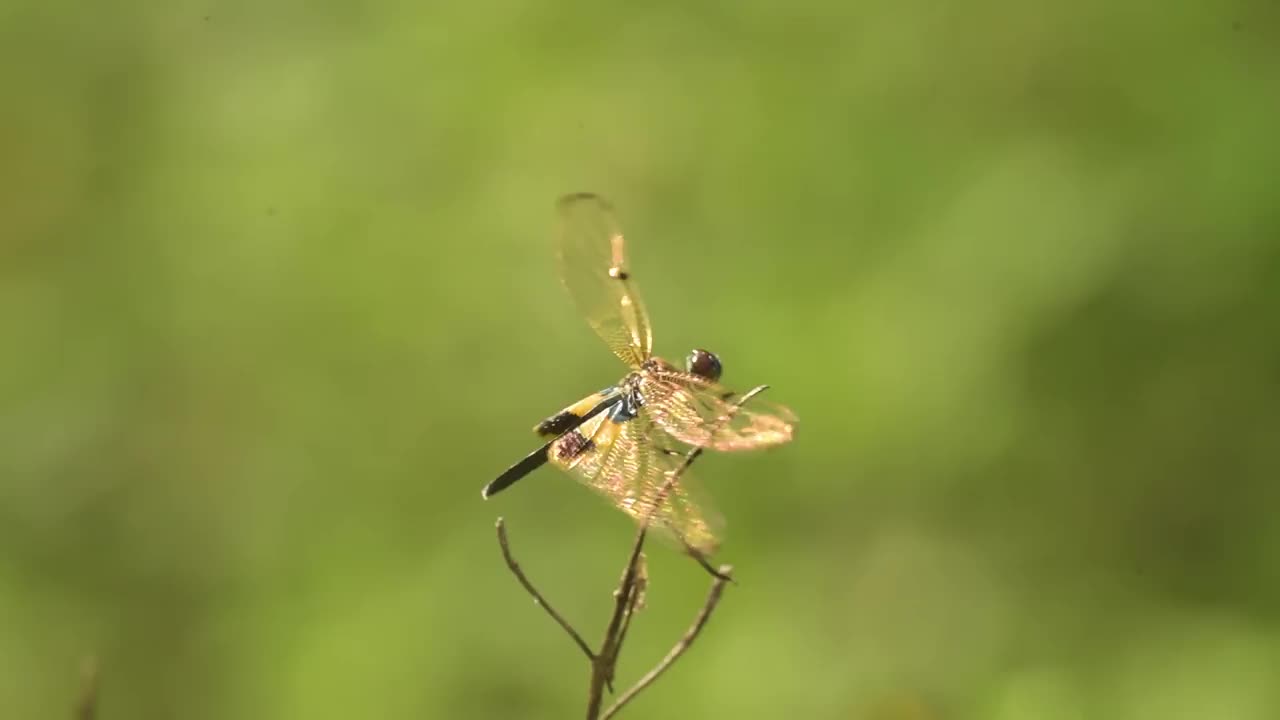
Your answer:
76;656;98;720
601;565;733;719
586;525;648;718
496;518;596;664
611;551;648;668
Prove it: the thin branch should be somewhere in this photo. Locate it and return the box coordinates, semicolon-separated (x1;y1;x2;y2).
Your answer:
76;656;98;720
601;565;733;719
685;545;733;582
586;526;648;718
611;551;647;665
496;517;596;664
600;526;648;663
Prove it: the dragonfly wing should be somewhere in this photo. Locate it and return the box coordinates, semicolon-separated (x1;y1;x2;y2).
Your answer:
639;370;797;451
551;409;723;555
555;193;653;367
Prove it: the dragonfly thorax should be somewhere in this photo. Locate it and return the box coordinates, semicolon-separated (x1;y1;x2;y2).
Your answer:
612;372;647;423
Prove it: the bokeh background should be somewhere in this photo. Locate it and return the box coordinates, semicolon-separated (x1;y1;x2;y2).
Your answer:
3;1;1279;718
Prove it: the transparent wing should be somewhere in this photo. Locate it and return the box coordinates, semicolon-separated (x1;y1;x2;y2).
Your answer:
639;370;798;451
548;411;613;473
551;411;723;555
555;193;653;368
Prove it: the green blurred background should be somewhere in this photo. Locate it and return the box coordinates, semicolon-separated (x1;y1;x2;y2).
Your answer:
3;1;1279;718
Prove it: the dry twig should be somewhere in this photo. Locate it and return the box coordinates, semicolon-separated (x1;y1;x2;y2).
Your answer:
76;656;98;720
602;567;732;719
496;518;596;664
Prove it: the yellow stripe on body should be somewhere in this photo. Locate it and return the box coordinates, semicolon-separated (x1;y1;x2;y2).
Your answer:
533;390;615;436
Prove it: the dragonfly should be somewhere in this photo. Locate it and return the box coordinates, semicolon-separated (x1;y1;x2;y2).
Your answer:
482;193;797;556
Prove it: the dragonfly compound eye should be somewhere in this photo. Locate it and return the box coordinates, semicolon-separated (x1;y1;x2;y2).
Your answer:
686;349;723;382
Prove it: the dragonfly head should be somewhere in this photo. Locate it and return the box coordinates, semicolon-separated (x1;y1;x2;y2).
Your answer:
686;348;723;382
